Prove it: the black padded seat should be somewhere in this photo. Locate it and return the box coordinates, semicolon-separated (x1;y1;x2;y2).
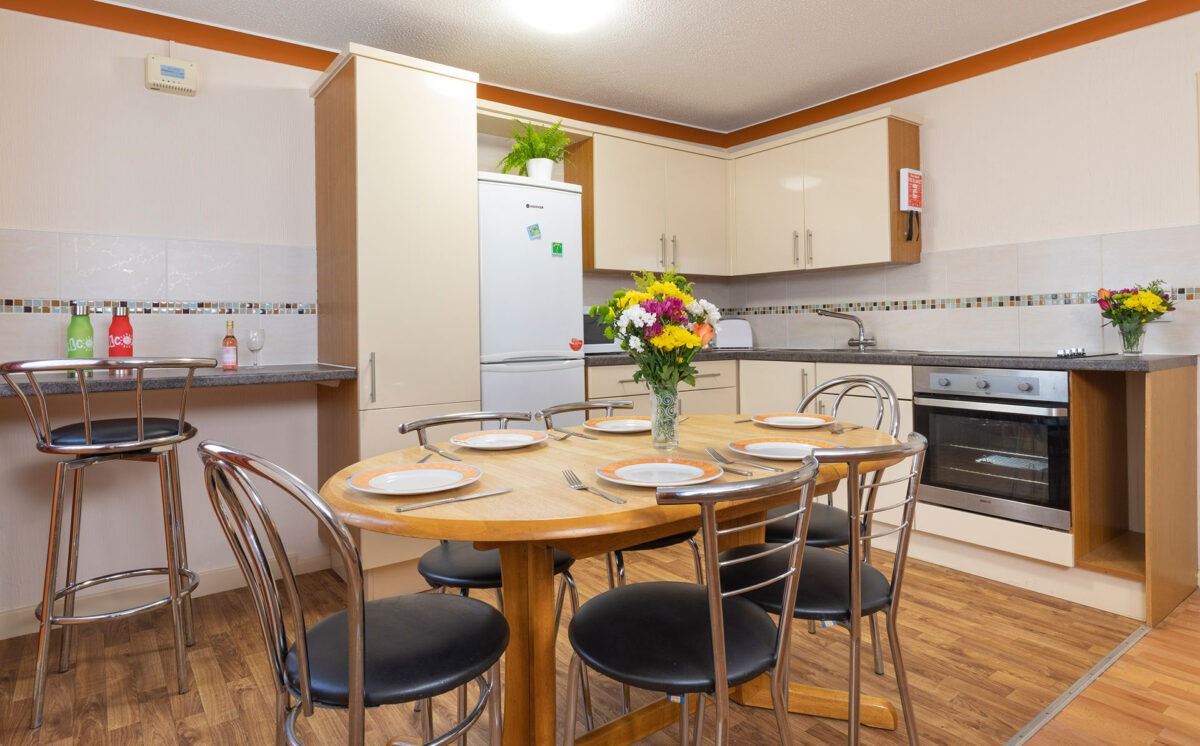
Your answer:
764;502;850;547
720;545;892;622
49;417;192;447
617;529;698;553
567;581;777;694
418;540;574;590
284;594;508;707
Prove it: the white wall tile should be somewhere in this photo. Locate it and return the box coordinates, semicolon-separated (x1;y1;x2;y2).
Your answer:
167;240;260;302
260;244;317;304
1100;224;1200;289
743;273;788;306
1017;235;1102;295
59;233;166;301
0;229;58;298
945;244;1019;298
746;314;786;347
885;252;947;301
258;315;318;365
1017;304;1105;354
0;313;66;360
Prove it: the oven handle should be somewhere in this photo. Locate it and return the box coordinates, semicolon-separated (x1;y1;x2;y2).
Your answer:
912;396;1068;417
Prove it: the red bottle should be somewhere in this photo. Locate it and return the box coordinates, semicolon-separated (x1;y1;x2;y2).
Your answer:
109;306;133;354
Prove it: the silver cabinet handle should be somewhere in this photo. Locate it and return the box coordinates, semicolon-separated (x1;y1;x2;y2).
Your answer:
618;377;639;384
693;372;721;380
818;399;825;415
801;368;808;397
806;229;813;267
659;233;666;266
368;351;376;403
792;230;800;265
671;234;678;266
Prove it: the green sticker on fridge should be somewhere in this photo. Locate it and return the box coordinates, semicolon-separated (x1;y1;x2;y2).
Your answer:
552;242;563;256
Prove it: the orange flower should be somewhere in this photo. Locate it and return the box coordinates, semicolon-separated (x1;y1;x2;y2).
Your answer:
1098;288;1111;300
692;323;716;346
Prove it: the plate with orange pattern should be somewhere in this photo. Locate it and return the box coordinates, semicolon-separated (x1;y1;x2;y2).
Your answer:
584;416;652;433
595;458;723;488
450;429;548;450
728;437;840;461
347;463;481;495
751;413;835;429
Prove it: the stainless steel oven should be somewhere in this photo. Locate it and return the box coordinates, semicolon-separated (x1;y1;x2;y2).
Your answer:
911;366;1071;531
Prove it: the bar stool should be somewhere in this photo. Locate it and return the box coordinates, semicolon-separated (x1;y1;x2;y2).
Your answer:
1;356;216;729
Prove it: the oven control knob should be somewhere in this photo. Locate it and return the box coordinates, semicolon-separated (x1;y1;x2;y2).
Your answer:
937;377;951;387
1018;382;1033;392
976;379;990;390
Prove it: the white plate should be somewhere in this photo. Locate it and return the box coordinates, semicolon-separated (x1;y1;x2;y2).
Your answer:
751;413;836;429
595;458;723;487
449;429;548;450
728;438;840;461
347;463;482;495
584;416;653;433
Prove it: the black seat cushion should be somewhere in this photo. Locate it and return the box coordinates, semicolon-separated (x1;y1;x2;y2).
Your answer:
720;545;892;622
616;529;698;553
418;540;574;590
764;503;850;548
568;581;778;694
284;594;508;707
49;417;192;447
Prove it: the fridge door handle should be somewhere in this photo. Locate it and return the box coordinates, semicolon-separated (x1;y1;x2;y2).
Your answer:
482;359;585;373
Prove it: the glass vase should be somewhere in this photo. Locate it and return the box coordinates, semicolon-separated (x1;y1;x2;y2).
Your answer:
1117;319;1146;355
649;384;680;450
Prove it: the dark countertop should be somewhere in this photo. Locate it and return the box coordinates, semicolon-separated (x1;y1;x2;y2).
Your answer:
0;363;356;398
585;348;1198;372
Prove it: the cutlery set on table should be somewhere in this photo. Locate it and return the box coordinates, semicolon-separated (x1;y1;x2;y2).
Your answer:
345;414;860;511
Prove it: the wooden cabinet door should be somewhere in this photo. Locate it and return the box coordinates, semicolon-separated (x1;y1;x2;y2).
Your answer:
592;135;668;271
801;119;892;270
665;149;729;275
733;143;805;275
738;360;814;414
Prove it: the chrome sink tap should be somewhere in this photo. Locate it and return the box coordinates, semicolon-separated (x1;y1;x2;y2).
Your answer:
817;309;877;350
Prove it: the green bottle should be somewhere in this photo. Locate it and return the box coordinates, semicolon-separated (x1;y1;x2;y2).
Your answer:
66;302;94;359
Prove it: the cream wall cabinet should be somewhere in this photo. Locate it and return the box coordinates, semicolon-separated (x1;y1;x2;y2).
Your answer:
732;144;806;274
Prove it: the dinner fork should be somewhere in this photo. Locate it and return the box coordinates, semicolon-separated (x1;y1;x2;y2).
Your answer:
829;423;864;435
562;469;626;504
705;447;782;473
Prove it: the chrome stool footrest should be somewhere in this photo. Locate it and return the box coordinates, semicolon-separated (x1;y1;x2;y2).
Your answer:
34;567;199;624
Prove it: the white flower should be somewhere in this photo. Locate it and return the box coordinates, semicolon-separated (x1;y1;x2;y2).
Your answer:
617;305;655;331
627;336;645;352
688;298;721;326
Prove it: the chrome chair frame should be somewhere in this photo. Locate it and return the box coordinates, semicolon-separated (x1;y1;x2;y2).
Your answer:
398;410;534;446
1;357;215;729
535;399;633;434
564;458;821;746
199;441;501;746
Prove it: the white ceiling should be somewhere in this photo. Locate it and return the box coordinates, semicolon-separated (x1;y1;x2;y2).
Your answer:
112;0;1138;132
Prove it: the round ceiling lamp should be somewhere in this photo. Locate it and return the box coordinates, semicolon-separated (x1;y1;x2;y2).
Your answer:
507;0;620;33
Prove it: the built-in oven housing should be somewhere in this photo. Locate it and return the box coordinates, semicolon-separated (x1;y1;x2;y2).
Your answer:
912;366;1071;531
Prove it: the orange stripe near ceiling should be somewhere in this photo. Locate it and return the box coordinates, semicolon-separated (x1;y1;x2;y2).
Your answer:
3;0;1198;149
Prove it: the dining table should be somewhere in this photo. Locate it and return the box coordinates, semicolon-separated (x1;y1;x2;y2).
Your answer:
319;413;900;745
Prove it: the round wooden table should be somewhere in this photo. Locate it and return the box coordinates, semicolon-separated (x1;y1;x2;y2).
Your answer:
321;414;898;745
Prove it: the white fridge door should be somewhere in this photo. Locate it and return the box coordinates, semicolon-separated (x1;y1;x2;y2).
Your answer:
481;359;586;425
479;176;584;362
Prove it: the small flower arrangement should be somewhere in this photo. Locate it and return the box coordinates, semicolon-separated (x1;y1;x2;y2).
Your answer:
1097;280;1175;354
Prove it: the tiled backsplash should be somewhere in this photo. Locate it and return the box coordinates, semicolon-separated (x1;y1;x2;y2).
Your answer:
0;227;317;363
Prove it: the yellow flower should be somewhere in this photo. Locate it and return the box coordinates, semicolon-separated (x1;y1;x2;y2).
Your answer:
1122;291;1165;314
616;291;652;309
648;325;702;351
647;281;695;306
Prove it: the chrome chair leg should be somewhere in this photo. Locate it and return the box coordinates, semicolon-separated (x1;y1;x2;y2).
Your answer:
869;615;885;676
887;612;919;745
457;684;468;746
494;587;504;615
605;552;617;588
157;452;188;693
275;690;289;746
31;461;69;729
562;571;593;730
58;468;85;673
563;653;584;744
488;662;502;745
168;448;195;646
420;697;434;741
771;655;793;746
553;574;568;633
686;537;703;583
847;615;862;746
679;695;690;746
693;693;707;745
614;551;627;587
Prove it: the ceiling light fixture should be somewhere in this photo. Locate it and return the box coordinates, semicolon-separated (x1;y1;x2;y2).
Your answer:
507;0;620;34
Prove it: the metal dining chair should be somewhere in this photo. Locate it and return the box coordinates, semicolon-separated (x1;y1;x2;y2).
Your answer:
1;356;215;729
199;441;508;746
563;457;821;745
722;434;928;746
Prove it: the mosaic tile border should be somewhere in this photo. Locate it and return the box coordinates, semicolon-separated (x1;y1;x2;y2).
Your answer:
0;299;317;315
723;287;1200;316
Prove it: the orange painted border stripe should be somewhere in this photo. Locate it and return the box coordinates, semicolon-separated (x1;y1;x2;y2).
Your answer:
4;0;1199;148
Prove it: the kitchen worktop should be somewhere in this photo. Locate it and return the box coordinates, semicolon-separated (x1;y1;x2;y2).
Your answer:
0;363;356;398
584;348;1198;372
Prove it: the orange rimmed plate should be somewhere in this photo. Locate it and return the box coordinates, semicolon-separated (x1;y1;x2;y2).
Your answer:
751;413;835;429
347;463;481;495
595;458;722;487
449;429;548;450
584;416;652;433
728;437;840;461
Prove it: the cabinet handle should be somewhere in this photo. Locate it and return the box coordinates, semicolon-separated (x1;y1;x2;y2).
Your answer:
801;369;808;397
792;230;800;265
818;399;825;415
671;234;678;266
618;377;638;384
693;372;721;380
806;229;813;267
659;233;667;266
369;351;376;404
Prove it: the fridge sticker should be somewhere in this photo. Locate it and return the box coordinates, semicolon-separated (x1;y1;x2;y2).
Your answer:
526;224;542;240
552;242;563;257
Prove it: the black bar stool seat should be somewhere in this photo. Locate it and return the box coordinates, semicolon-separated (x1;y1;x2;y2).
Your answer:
764;503;849;547
49;417;195;448
720;545;892;621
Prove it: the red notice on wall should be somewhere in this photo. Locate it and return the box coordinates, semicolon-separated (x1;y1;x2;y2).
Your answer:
900;168;922;212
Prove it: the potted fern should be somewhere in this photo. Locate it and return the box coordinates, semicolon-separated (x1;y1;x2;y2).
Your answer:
497;119;571;180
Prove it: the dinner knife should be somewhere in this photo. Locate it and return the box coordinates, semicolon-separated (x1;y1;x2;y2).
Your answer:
395;488;512;513
554;427;598;440
423;444;462;461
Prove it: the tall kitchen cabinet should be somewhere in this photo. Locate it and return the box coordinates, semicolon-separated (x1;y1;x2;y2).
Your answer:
312;44;481;597
733;115;921;274
565;134;729;275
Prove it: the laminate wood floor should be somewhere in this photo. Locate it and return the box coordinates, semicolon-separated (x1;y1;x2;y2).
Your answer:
0;543;1140;745
1029;591;1200;746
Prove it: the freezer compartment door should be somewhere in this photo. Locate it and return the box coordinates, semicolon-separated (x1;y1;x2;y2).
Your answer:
480;359;586;426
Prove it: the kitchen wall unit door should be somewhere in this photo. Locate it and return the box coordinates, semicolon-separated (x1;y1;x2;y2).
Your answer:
732;143;806;275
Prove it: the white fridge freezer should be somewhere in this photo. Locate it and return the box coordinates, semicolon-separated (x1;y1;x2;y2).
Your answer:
478;173;585;423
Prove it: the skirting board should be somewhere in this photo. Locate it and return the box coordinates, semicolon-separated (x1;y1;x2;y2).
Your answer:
0;551;331;641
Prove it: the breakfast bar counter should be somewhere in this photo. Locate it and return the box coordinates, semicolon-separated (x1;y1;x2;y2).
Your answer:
0;363;356;398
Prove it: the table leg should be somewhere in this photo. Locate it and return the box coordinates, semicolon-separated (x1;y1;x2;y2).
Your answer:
498;542;558;745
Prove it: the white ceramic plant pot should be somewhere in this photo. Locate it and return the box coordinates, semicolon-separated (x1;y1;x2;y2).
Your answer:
525;158;554;181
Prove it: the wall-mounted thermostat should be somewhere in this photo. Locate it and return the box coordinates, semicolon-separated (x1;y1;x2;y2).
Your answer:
145;54;197;96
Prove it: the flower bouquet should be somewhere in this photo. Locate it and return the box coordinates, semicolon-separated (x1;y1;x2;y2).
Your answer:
1096;280;1175;355
589;270;721;448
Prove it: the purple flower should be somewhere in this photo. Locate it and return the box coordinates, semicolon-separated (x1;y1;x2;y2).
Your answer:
640;297;687;325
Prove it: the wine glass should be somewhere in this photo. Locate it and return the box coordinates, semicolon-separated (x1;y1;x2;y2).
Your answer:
246;329;266;367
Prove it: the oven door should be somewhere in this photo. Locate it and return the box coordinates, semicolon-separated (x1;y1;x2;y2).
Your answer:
912;396;1071;531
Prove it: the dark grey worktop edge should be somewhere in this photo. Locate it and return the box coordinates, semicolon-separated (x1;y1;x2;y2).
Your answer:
0;363;356;398
584;349;1198;372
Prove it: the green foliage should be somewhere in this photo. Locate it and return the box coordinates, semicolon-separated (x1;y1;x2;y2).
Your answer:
497;120;572;176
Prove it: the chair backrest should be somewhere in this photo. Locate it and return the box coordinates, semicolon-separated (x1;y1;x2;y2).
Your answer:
535;399;632;431
398;410;532;445
197;440;367;744
656;457;820;743
0;357;216;454
797;375;900;437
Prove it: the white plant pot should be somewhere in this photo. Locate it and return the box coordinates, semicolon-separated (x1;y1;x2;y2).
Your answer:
525;158;554;181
